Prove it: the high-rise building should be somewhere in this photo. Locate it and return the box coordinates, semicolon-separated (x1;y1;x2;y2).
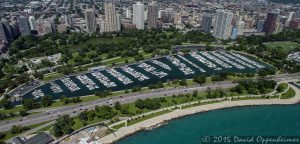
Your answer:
164;8;174;23
85;9;97;34
174;13;182;24
257;20;265;32
147;2;158;29
158;10;165;19
144;10;148;21
202;13;212;33
279;16;287;25
275;23;283;33
57;24;67;33
36;19;55;36
213;10;233;39
263;13;278;34
285;12;295;27
231;27;238;39
133;2;145;30
0;24;7;43
1;21;14;41
289;19;300;29
126;9;132;19
28;16;36;30
17;16;31;36
295;10;300;19
10;21;20;39
66;15;73;26
104;1;120;32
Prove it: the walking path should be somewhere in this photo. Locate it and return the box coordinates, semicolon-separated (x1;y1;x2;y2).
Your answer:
98;83;300;144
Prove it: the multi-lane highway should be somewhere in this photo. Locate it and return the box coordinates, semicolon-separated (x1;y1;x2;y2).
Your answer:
0;73;299;132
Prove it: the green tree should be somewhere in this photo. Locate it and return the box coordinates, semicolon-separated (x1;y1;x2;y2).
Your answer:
41;95;52;107
193;74;206;85
19;110;28;116
179;79;187;86
135;99;145;109
52;115;74;137
87;110;96;121
192;90;198;97
114;102;121;110
22;98;39;110
79;110;88;121
95;105;117;119
10;125;22;134
0;98;11;109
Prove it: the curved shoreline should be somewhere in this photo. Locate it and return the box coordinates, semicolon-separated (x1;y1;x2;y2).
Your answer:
97;84;300;144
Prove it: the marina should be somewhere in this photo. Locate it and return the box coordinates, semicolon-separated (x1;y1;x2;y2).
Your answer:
219;52;255;68
50;82;63;93
122;66;149;81
190;52;221;70
201;51;232;69
138;62;168;78
60;78;81;92
19;52;273;104
177;55;206;72
76;75;99;90
150;59;172;71
211;52;245;69
166;56;195;75
230;52;265;68
91;71;117;88
106;68;133;85
32;89;45;99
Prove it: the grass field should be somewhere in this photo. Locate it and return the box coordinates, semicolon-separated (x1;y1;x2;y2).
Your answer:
280;88;296;99
43;72;64;81
264;41;300;53
277;83;288;93
71;37;132;50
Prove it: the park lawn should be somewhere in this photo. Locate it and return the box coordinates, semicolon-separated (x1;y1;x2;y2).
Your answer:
102;56;127;65
277;83;288;93
127;110;171;126
280;88;296;99
227;75;246;81
0;106;24;114
36;124;53;132
264;41;300;53
43;72;64;81
69;51;106;65
102;51;152;66
71;37;132;50
49;95;100;108
112;122;125;130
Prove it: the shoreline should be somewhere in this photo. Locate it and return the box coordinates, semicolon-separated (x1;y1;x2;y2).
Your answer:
98;84;300;144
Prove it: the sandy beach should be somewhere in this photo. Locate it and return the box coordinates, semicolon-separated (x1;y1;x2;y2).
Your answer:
98;83;300;144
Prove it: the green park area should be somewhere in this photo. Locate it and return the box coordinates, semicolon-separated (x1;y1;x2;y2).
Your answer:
280;88;296;99
264;41;300;53
71;37;132;50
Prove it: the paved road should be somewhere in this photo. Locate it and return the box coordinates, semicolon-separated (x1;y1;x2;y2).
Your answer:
0;73;299;132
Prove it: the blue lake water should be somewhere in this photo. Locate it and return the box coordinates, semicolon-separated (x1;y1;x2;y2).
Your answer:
117;104;300;144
